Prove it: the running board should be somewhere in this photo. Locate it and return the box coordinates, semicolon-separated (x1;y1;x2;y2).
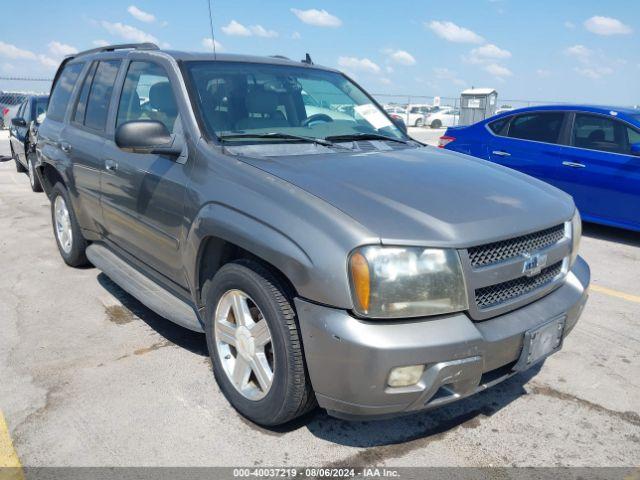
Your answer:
86;244;203;332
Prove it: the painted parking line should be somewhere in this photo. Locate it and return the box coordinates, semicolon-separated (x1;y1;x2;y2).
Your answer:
0;411;23;480
591;284;640;304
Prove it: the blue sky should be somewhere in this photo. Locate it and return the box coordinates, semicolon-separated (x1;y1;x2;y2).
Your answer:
1;0;638;105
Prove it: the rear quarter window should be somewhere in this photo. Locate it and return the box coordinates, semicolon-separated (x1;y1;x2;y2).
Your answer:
47;62;85;122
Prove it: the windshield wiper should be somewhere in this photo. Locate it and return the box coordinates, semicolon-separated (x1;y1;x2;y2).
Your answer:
218;132;349;149
325;133;409;144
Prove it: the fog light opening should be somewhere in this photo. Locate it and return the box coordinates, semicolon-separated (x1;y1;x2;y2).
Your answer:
387;365;425;387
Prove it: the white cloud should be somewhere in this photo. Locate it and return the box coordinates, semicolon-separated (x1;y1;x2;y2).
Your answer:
92;40;110;47
471;43;511;60
249;25;278;38
433;67;466;86
584;16;632;36
574;66;614;79
385;65;394;73
48;41;78;57
221;20;252;36
37;54;59;69
378;77;392;85
384;49;416;66
564;21;576;29
291;8;342;28
536;69;551;78
102;21;158;43
484;63;512;77
426;20;484;44
565;44;593;62
221;20;278;38
291;32;301;40
337;56;380;74
127;5;156;23
202;38;224;52
0;41;36;60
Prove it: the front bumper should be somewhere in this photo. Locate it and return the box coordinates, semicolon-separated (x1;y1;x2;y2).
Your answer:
295;256;590;420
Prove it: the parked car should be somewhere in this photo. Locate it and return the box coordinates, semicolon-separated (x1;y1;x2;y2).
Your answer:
37;44;588;426
405;104;434;127
441;105;640;232
1;92;28;130
426;107;460;129
8;94;48;191
384;105;407;116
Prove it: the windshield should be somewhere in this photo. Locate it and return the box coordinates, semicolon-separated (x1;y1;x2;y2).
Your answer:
185;61;406;143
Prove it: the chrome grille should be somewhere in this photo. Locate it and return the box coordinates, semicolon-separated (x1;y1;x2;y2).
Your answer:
475;261;563;309
468;224;565;268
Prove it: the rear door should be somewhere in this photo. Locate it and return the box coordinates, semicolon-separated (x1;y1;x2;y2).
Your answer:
488;111;568;188
100;59;190;286
64;59;122;234
10;101;28;163
554;112;640;229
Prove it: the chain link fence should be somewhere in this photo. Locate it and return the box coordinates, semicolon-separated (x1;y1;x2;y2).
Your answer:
0;77;51;129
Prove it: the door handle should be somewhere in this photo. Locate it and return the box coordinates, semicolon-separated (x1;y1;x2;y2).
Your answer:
60;142;72;153
492;150;511;157
104;159;118;172
562;161;586;169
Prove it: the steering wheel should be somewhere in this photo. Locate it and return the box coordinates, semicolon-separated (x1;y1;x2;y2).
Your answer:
301;113;334;127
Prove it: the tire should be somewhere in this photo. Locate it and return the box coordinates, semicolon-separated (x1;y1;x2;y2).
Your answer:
27;153;43;192
203;259;316;426
11;144;27;173
431;119;442;129
415;118;424;127
50;182;88;267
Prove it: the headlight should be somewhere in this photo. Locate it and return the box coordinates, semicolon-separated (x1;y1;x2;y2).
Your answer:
569;209;582;267
348;246;468;318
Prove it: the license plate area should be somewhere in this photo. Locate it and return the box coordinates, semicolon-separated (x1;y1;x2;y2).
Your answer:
513;315;565;372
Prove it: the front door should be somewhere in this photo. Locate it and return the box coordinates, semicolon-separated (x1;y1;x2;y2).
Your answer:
100;60;190;286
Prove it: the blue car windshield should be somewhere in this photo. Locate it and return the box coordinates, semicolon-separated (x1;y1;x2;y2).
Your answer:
184;61;406;143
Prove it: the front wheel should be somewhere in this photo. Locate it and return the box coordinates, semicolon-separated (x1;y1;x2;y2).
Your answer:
203;260;316;426
11;145;26;173
415;118;424;127
50;183;88;267
431;119;442;129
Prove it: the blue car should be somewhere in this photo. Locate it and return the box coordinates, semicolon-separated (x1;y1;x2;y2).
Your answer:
441;105;640;232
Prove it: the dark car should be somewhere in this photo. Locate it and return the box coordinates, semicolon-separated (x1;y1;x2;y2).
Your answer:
9;94;48;191
440;105;640;232
36;43;588;426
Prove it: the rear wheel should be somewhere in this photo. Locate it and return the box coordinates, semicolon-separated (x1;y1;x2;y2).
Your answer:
50;183;88;267
415;118;424;127
203;260;316;426
431;119;442;129
27;153;43;192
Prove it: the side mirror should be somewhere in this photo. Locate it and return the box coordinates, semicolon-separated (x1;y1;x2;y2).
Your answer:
11;117;26;127
391;116;407;134
115;120;182;156
631;143;640;157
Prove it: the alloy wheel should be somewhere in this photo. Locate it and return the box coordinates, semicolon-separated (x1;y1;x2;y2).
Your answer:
214;289;274;401
54;195;73;254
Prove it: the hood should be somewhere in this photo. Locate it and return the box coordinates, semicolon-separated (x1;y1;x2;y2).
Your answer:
238;146;574;247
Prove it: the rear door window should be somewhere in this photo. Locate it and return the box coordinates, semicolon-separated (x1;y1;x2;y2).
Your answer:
73;62;98;125
84;60;121;131
488;116;510;135
508;112;565;144
47;62;85;122
572;113;630;154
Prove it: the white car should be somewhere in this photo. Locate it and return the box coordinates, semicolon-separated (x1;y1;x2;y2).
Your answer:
425;107;460;129
405;104;434;127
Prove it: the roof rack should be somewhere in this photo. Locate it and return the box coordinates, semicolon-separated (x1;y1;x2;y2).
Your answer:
71;43;159;59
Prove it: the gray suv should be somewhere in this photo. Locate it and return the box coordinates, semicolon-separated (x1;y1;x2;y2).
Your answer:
36;43;590;426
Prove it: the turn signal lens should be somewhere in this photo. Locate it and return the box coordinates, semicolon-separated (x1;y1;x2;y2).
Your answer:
349;251;370;313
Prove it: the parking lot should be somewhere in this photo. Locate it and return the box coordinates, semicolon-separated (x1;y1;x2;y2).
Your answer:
0;129;638;468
